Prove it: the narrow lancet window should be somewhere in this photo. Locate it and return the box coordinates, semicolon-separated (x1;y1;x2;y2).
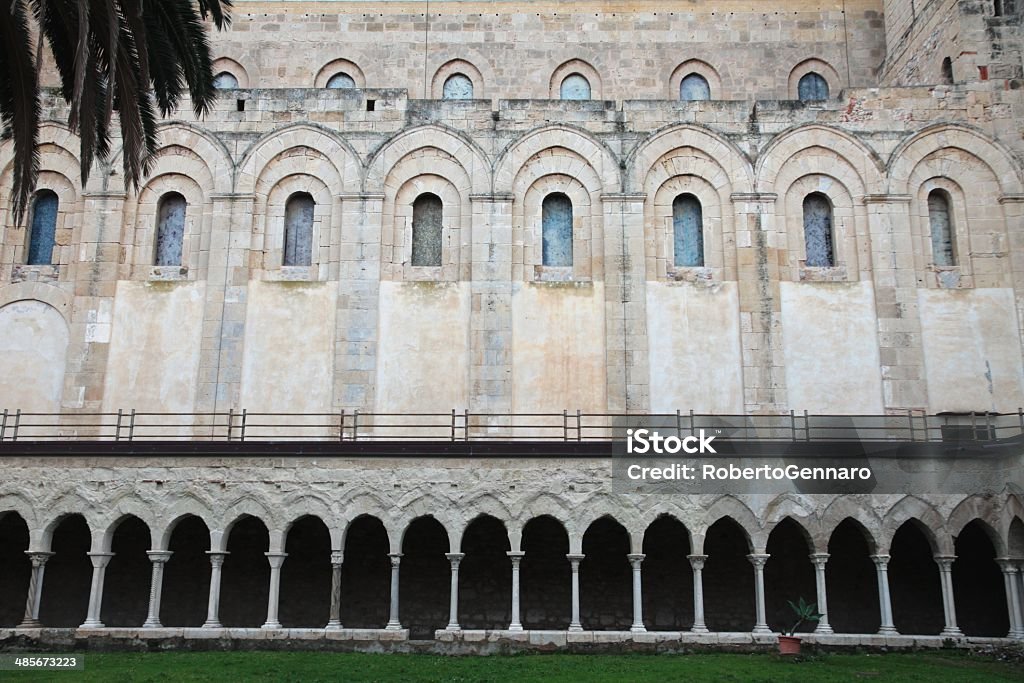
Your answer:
155;192;186;266
928;190;956;266
803;193;835;267
27;190;58;265
411;193;443;267
673;194;705;267
283;192;314;266
542;193;573;267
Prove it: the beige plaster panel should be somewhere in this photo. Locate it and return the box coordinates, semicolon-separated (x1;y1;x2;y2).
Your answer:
918;288;1024;414
646;281;744;414
103;281;205;419
375;281;470;417
240;280;337;426
0;300;69;413
511;282;607;419
780;281;884;414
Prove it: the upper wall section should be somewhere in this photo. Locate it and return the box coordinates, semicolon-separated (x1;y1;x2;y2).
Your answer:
38;0;887;99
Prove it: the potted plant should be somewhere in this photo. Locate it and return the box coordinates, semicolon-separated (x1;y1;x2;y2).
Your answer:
778;596;822;655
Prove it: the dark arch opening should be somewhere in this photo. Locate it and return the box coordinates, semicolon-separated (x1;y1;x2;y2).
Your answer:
953;520;1008;636
411;192;443;267
28;189;58;265
889;520;944;635
39;514;91;627
341;515;390;628
459;515;511;630
280;515;332;628
826;518;879;633
400;516;450;638
155;191;187;266
703;517;754;632
0;513;30;626
162;515;211;626
221;516;270;627
521;515;570;629
642;515;693;630
581;516;631;630
101;516;152;626
764;518;816;633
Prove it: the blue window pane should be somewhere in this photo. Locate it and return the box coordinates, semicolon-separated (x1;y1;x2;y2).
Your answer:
680;74;711;101
327;72;355;89
803;193;835;267
928;190;955;266
542;193;573;267
213;72;238;89
155;192;186;266
284;193;315;266
560;74;591;100
673;194;704;267
27;191;58;265
411;193;443;267
798;72;829;101
442;73;474;100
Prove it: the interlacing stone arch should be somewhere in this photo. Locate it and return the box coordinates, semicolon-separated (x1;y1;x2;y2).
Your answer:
237;123;361;196
494;124;620;196
880;496;950;555
365;124;490;196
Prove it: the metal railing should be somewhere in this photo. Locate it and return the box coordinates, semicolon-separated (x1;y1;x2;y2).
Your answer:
0;408;1021;443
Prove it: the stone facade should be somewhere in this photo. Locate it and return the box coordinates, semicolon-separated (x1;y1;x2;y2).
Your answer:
1;0;1024;648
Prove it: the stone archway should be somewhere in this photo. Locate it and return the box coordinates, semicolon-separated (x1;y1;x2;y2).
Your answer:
580;517;631;630
954;520;1009;636
280;515;332;627
39;515;91;627
890;521;943;635
521;515;570;629
703;517;754;632
459;515;511;630
101;516;152;626
400;516;449;638
341;515;390;628
0;512;30;626
826;518;879;633
764;518;816;634
220;516;270;627
642;515;693;631
162;515;211;626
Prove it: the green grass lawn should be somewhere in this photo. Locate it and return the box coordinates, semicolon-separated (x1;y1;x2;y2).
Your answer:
4;651;1024;682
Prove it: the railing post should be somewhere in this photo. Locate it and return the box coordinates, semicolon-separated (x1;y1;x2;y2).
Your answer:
240;409;247;442
129;409;136;442
675;409;682;439
577;409;582;442
0;409;7;442
804;409;810;442
908;409;915;442
689;409;695;435
451;409;457;442
353;410;359;442
227;409;234;442
971;411;977;440
12;410;20;442
563;410;568;442
115;409;123;442
922;412;930;442
790;410;796;441
339;409;346;441
985;411;992;440
464;409;470;441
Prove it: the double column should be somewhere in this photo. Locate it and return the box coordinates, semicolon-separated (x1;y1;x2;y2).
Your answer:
262;551;288;629
18;552;54;628
870;554;898;635
997;559;1024;639
934;555;962;637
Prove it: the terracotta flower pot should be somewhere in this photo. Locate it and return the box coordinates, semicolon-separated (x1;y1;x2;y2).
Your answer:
778;635;802;655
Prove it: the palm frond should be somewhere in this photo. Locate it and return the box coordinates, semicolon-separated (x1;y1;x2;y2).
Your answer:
196;0;232;30
0;0;41;225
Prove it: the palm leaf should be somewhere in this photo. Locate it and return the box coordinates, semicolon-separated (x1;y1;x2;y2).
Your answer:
0;0;41;225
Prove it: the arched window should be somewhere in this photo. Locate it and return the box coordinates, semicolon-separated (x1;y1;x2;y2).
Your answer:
673;194;704;267
326;72;355;89
411;193;443;267
798;72;829;101
994;0;1011;15
680;73;711;101
803;193;835;267
940;57;954;85
283;192;315;266
27;190;58;265
442;73;474;100
560;73;591;100
155;192;187;266
212;72;238;89
928;190;956;266
542;193;573;267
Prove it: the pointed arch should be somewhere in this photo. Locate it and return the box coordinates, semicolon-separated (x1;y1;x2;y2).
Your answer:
756;124;884;194
881;496;948;554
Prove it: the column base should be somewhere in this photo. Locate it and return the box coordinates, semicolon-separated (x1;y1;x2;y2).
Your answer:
261;622;282;630
752;626;772;635
79;620;104;629
1009;630;1024;640
940;627;963;638
568;624;583;632
630;625;647;633
16;619;41;629
814;624;834;635
325;621;343;631
690;625;709;634
201;621;223;629
385;621;403;631
142;619;163;629
877;626;899;635
508;624;524;632
445;623;462;631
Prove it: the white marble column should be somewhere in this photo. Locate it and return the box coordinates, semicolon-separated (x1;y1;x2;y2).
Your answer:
143;551;173;628
870;554;898;635
508;551;525;631
567;553;584;631
385;552;402;630
18;551;54;628
996;560;1023;638
326;551;343;630
202;551;229;628
934;555;963;637
1015;560;1024;639
262;551;287;629
809;553;833;634
687;554;709;633
445;553;464;630
628;553;646;633
748;554;771;634
80;552;114;628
